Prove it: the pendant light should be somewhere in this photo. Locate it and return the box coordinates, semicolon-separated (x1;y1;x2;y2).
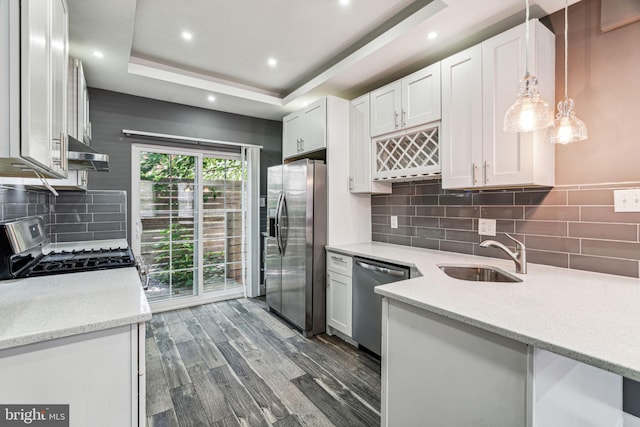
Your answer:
545;0;588;144
504;0;553;133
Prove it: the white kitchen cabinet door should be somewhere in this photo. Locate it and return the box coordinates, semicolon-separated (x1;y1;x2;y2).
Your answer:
49;0;68;177
282;110;302;159
0;324;142;427
401;62;441;129
20;0;52;171
442;20;554;190
349;94;391;194
441;45;483;189
481;21;554;188
326;270;352;337
301;98;326;154
370;81;401;137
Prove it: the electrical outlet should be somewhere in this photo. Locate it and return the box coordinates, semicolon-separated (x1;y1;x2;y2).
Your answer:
390;216;398;229
260;197;266;208
614;189;640;212
478;218;496;236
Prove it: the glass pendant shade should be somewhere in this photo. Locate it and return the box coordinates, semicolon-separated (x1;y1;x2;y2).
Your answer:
545;98;588;144
503;74;554;133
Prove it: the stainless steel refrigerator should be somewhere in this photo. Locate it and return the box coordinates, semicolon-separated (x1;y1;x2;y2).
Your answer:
265;159;326;337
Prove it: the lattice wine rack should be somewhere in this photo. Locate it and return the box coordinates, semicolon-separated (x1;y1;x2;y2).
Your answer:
372;124;441;181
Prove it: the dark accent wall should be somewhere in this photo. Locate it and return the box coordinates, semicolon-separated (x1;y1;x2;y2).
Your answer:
87;89;283;243
371;180;640;278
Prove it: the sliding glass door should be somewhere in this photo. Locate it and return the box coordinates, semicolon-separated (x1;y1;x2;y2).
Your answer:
132;145;247;309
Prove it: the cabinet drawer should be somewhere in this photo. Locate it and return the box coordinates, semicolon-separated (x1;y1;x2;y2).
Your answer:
326;251;353;276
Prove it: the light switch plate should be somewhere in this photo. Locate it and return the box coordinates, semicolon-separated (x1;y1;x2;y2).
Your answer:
614;189;640;212
478;218;496;236
390;216;398;229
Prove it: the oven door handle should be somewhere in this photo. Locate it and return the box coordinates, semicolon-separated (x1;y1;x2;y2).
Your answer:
355;260;406;277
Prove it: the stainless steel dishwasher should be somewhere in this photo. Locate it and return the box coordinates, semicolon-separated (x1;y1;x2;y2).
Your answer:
353;257;410;356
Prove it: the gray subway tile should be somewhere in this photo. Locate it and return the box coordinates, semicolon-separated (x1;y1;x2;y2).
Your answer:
414;183;441;195
527;250;569;268
88;221;124;232
372;224;393;234
55;192;92;204
372;233;389;243
516;220;567;237
411;195;439;206
388;235;411;246
481;206;524;220
50;223;88;233
392;226;416;237
371;196;388;206
371;206;391;215
396;216;412;226
391;185;415;196
388;195;411;205
53;204;87;214
439;193;472;206
391;206;416;216
93;213;127;222
496;220;516;233
525;206;579;221
416;206;444;217
445;206;479;218
581;206;640;224
515;190;567;206
445;229;480;244
567;189;613;206
412;216;439;228
55;213;93;223
568;222;637;241
581;239;640;260
440;241;474;255
372;215;390;225
569;254;639;278
416;227;445;240
87;204;123;213
4;189;29;203
474;245;513;261
55;232;95;242
524;235;580;253
440;218;474;230
411;237;439;250
473;192;514;206
93;231;127;240
4;204;28;218
92;194;126;204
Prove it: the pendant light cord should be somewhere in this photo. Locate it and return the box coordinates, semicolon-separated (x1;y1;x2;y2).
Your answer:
525;0;530;74
564;0;569;99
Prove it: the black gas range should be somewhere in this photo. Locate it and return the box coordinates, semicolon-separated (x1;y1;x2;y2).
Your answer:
0;217;139;281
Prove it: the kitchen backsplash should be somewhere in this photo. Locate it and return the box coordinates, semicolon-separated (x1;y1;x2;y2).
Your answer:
371;180;640;278
0;185;127;243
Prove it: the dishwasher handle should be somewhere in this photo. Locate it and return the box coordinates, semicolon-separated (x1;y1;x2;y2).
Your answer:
355;260;407;277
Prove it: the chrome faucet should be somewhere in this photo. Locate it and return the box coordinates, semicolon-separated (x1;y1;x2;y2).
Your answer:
479;233;527;274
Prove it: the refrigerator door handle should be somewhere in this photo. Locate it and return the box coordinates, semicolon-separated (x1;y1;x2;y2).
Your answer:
274;192;283;255
278;193;288;256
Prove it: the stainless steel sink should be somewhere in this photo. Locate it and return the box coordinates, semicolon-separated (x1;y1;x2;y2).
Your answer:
438;265;522;283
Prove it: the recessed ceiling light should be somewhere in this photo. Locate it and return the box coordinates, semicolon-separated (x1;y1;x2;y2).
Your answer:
207;95;216;102
181;31;193;41
339;0;350;5
93;50;104;59
427;31;438;40
267;58;278;68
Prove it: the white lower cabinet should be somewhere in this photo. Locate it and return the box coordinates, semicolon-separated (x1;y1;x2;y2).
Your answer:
0;323;145;427
382;298;624;427
326;251;353;337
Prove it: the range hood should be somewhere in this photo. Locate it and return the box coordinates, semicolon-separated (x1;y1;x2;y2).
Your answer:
67;136;109;172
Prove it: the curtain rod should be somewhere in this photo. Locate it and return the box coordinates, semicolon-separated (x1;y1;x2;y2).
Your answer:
122;129;263;149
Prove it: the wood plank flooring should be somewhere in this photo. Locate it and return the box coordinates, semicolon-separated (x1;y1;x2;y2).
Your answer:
146;298;381;427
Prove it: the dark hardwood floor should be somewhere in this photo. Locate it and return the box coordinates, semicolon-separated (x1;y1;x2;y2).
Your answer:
146;298;381;427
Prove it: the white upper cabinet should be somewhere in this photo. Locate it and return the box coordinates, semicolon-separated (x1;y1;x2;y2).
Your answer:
0;0;68;178
442;20;555;189
370;63;441;138
349;94;391;194
282;98;326;159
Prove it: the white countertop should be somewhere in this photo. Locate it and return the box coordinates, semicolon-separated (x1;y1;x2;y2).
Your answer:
0;239;151;350
326;242;640;381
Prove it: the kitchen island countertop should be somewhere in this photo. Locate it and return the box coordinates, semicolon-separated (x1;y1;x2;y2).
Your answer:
0;239;151;350
326;241;640;381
